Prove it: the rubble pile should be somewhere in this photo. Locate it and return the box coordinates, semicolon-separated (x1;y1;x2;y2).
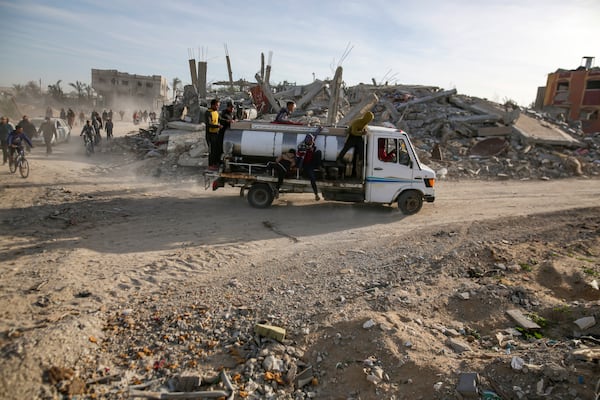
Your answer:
116;82;600;182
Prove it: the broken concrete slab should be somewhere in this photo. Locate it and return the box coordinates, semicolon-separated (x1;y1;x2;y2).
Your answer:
161;129;204;153
394;88;457;112
456;372;479;399
506;309;541;330
477;126;513;137
514;113;581;147
166;120;204;132
254;323;286;342
573;316;596;330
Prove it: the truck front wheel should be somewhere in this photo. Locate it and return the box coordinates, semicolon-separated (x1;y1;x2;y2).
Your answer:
248;184;275;208
397;190;423;215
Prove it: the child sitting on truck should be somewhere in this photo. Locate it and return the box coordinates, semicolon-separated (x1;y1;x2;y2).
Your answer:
267;148;296;194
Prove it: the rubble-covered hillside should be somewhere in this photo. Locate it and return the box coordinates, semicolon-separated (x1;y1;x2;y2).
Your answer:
113;82;600;182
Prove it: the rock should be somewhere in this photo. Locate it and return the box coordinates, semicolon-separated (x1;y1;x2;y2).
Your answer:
511;356;525;370
457;292;470;300
446;338;472;353
573;316;596;330
456;372;479;399
363;319;376;329
254;324;286;342
262;355;284;372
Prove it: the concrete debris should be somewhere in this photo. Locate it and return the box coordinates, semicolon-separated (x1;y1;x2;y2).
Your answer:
506;309;541;330
106;73;600;182
456;372;479;399
573;316;596;330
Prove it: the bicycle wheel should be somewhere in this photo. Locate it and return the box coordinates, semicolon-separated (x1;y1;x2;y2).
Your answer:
19;158;29;178
9;155;17;173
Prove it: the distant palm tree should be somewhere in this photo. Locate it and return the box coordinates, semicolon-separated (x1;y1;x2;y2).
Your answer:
171;77;181;100
47;79;64;100
83;84;94;100
69;80;86;100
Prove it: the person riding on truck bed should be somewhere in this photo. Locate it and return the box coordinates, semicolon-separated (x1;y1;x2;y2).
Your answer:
336;111;374;177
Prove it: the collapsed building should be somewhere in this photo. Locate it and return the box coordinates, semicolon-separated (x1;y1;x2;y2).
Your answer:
120;54;600;182
535;56;600;134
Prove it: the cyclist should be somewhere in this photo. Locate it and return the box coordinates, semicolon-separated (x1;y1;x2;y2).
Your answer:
80;120;95;152
7;125;33;166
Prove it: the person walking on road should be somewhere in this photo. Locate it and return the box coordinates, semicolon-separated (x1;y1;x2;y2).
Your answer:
105;118;113;140
0;116;12;164
39;117;57;155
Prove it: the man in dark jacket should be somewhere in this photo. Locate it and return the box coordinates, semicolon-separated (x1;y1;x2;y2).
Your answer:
16;115;37;139
39;117;57;155
104;118;113;140
217;101;236;161
0;116;12;164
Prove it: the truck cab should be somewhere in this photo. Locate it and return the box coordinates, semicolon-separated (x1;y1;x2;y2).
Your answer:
364;128;435;213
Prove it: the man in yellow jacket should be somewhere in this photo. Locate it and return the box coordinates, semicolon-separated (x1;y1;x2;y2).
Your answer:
205;98;222;170
336;111;374;177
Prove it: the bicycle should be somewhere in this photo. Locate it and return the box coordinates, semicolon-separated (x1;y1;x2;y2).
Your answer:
83;132;94;156
9;145;29;178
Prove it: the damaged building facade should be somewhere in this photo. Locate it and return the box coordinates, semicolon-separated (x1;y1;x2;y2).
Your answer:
537;56;600;134
91;69;168;111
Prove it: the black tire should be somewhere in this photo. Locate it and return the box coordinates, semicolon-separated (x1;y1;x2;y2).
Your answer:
19;159;29;178
397;190;423;215
9;156;17;173
247;184;274;208
85;140;93;156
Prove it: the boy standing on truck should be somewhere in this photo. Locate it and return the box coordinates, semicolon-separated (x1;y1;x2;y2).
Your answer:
218;101;236;163
336;111;374;177
297;134;322;201
205;98;222;170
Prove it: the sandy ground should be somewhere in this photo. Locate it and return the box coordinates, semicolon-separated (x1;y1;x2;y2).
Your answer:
0;121;599;399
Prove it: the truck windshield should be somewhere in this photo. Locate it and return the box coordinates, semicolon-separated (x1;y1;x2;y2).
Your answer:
403;136;422;170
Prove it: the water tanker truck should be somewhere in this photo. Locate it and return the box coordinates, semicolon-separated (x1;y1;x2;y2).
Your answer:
204;121;435;214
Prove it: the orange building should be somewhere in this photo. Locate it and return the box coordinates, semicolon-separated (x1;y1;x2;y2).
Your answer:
541;56;600;134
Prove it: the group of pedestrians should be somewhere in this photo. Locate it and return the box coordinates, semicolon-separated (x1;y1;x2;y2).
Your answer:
80;110;114;150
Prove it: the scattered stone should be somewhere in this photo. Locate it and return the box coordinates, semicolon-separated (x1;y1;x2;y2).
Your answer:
506;309;541;330
446;338;472;353
457;292;470;300
574;316;596;330
456;372;479;399
362;319;376;329
254;323;286;342
511;356;525;370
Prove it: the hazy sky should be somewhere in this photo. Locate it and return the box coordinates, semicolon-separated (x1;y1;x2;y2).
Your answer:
1;0;598;106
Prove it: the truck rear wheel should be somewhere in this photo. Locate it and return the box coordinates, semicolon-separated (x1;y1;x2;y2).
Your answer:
398;190;423;215
248;184;274;208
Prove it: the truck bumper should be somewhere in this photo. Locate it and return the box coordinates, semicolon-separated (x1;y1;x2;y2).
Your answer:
424;195;435;203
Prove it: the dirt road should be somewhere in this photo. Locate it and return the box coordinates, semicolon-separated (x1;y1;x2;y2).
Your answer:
1;126;599;399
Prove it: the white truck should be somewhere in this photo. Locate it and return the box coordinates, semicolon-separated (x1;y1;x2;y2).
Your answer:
204;121;436;214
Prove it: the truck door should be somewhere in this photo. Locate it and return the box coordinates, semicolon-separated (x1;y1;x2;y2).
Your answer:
365;135;414;203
